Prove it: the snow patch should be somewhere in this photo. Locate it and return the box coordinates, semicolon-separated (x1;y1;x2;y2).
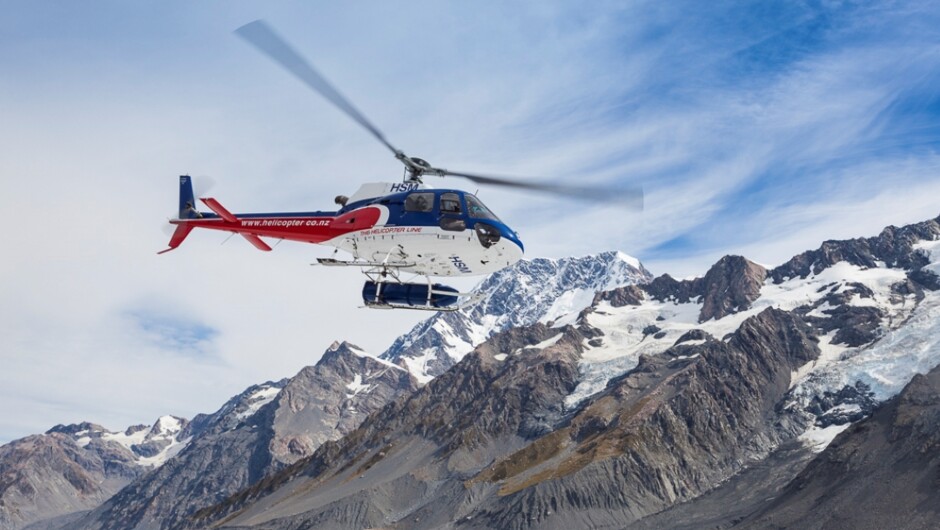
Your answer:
347;344;406;371
236;386;281;420
790;331;849;390
402;349;438;385
614;251;643;273
539;289;597;327
101;427;149;450
138;436;192;467
513;333;564;355
493;354;508;361
345;374;372;397
799;423;850;453
914;239;940;276
152;415;182;435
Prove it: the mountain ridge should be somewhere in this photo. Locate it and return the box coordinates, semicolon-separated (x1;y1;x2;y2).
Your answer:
4;215;940;529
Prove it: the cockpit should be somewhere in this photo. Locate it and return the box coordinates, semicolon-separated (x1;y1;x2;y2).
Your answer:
403;190;500;222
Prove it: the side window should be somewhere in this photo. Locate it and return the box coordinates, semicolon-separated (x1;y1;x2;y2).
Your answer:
465;194;500;221
440;192;462;214
404;192;434;212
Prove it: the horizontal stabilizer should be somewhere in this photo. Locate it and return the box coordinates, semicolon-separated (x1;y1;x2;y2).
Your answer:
158;224;194;254
200;198;238;223
242;233;272;251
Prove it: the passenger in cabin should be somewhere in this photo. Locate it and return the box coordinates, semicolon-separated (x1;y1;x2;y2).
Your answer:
441;193;461;214
405;192;434;212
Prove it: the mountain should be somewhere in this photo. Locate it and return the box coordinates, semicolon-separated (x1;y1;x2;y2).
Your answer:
0;417;188;530
201;308;822;530
71;342;418;530
381;251;652;382
189;216;940;529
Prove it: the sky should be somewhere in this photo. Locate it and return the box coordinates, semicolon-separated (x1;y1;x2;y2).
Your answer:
2;1;939;444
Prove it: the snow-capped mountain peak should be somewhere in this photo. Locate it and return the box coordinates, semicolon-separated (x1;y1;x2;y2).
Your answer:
380;250;652;383
564;218;940;454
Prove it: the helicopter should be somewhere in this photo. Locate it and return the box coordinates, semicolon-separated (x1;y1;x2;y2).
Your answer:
160;20;643;312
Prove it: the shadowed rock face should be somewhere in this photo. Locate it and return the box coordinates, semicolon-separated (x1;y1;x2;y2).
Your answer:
740;364;940;530
468;309;817;530
698;256;767;322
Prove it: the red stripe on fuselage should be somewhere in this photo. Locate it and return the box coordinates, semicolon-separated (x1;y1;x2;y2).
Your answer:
175;206;382;245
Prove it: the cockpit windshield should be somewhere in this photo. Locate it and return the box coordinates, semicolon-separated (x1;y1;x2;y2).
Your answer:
465;194;500;222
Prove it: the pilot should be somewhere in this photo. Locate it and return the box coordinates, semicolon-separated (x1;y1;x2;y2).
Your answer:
441;195;461;214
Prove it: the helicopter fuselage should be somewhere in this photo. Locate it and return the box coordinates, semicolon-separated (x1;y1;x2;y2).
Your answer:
164;177;524;278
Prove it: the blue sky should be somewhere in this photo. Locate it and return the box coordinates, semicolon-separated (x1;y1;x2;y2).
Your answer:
1;1;939;443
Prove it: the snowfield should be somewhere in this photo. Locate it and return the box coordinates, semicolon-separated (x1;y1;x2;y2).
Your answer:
559;243;940;451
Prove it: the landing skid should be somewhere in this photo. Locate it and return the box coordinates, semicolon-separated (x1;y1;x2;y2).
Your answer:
314;255;479;312
362;300;463;312
313;257;416;269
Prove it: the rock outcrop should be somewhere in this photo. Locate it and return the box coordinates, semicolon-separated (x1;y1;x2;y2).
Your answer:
741;364;940;530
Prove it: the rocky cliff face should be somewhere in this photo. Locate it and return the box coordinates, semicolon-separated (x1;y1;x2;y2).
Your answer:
0;432;134;530
269;342;419;465
190;323;587;529
199;307;820;530
770;217;940;282
741;363;940;530
72;342;418;530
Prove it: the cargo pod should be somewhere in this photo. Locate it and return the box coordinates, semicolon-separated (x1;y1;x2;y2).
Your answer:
362;281;460;310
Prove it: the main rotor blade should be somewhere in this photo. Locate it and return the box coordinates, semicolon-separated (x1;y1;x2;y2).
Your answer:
444;170;644;210
235;20;401;156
